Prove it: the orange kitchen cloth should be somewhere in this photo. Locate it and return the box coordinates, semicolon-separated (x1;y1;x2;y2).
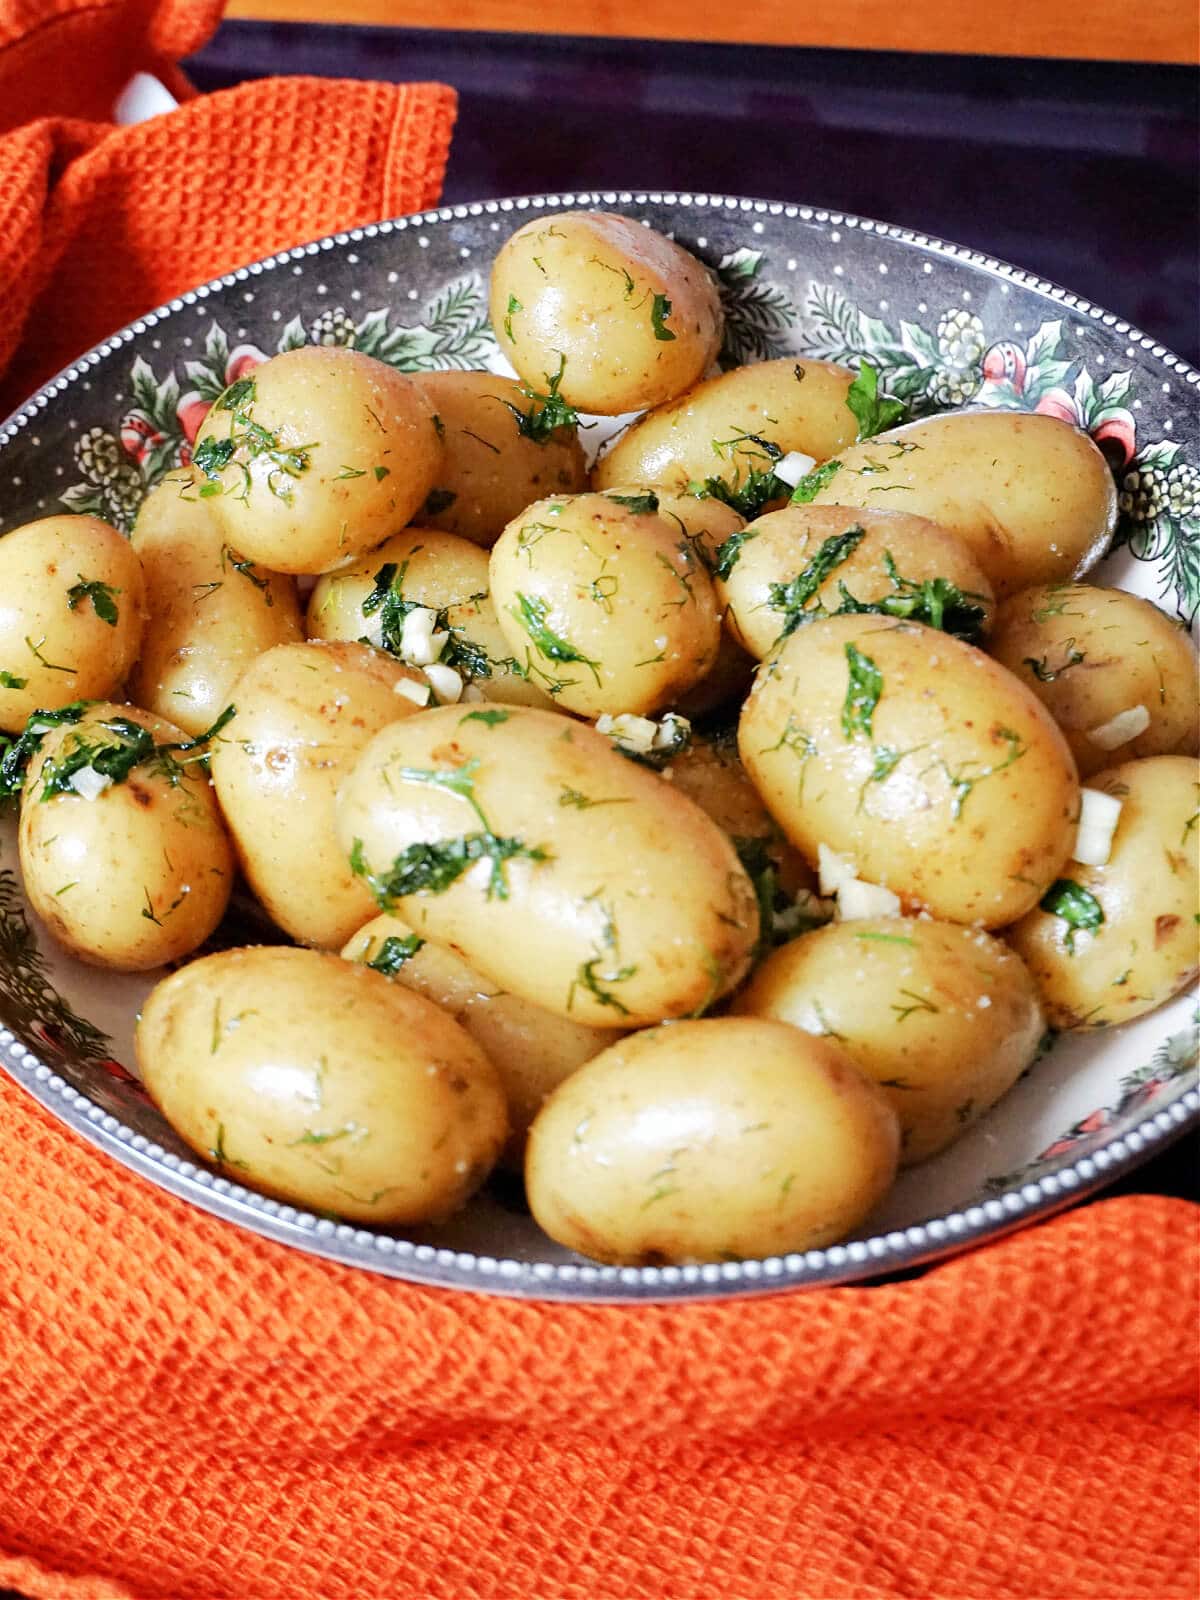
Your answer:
0;9;1197;1598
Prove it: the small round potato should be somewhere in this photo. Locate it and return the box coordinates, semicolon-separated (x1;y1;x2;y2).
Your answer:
136;946;508;1224
210;641;427;949
808;411;1117;597
343;912;614;1166
0;514;146;732
988;584;1198;778
489;492;720;717
193;346;442;574
717;504;996;660
525;1018;900;1265
413;370;588;545
592;358;858;498
128;473;302;736
489;211;723;413
306;528;555;709
335;705;759;1026
1007;756;1199;1029
739;615;1080;927
733;918;1045;1163
18;702;233;970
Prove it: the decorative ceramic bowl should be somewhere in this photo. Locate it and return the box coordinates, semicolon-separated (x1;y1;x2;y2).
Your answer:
1;191;1196;1301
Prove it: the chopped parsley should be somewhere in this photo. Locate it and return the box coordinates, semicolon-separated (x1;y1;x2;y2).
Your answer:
193;377;315;505
503;294;523;342
689;431;785;519
0;672;27;690
220;546;272;603
841;643;883;739
766;527;866;637
845;360;907;441
35;704;236;802
509;592;601;686
790;459;843;503
712;526;760;581
499;353;580;444
459;709;511;727
650;292;676;341
365;933;426;975
831;552;988;642
1023;642;1085;682
1040;878;1105;953
362;561;492;679
0;701;90;805
605;490;660;514
350;833;546;905
66;578;120;626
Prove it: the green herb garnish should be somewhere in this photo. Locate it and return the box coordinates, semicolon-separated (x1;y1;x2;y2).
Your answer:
66;578;120;626
362;562;492;679
650;293;676;341
500;353;580;444
366;934;426;976
0;701;90;805
510;592;601;685
766;527;866;637
421;488;457;517
35;704;235;802
1040;879;1105;953
711;526;760;581
790;459;843;504
459;709;511;727
605;491;660;514
841;643;882;739
350;833;546;906
220;546;272;604
1023;642;1085;682
831;552;987;642
194;377;315;504
689;431;785;520
503;294;523;341
845;360;907;440
0;672;27;690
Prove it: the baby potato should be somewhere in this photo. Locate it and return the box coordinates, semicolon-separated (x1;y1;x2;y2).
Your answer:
988;583;1198;778
136;946;508;1224
733;918;1045;1164
1007;756;1199;1029
489;211;722;413
808;411;1117;597
592;357;858;499
193;346;442;574
210;640;426;949
0;514;145;732
716;504;996;660
525;1018;900;1265
739;615;1079;927
414;370;588;546
18;702;233;971
306;528;554;710
128;473;302;736
343;912;614;1167
335;705;759;1027
489;492;720;717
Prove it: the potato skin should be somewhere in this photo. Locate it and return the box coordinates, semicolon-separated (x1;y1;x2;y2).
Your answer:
592;358;857;497
1006;756;1199;1030
738;615;1080;927
988;584;1198;778
733;918;1044;1164
488;493;720;717
414;370;588;546
135;946;508;1224
335;705;759;1026
717;504;995;660
343;912;613;1167
194;346;442;574
0;515;146;732
306;527;555;709
210;640;425;949
809;411;1117;597
18;702;233;970
525;1018;899;1265
489;211;722;413
128;474;302;736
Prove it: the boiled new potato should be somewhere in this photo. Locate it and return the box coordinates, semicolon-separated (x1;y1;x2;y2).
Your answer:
592;357;858;500
335;705;759;1026
525;1018;899;1265
988;583;1198;778
739;615;1079;927
489;492;720;717
136;946;508;1224
733;918;1044;1163
210;640;427;949
413;370;588;546
306;528;554;709
343;912;614;1166
192;346;442;574
18;701;233;970
0;514;145;732
489;211;722;413
128;473;302;736
1007;756;1199;1029
808;411;1117;597
716;504;995;660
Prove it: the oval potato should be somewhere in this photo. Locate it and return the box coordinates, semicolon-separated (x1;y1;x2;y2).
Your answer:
738;615;1080;927
18;701;233;970
335;704;759;1026
0;514;145;732
525;1017;899;1265
193;346;442;574
809;411;1117;597
210;640;426;949
988;583;1198;777
1007;756;1199;1029
128;473;302;736
733;918;1044;1163
489;211;722;413
136;946;508;1224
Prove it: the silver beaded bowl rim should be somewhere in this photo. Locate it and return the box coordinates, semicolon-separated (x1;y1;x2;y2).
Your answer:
0;189;1196;1304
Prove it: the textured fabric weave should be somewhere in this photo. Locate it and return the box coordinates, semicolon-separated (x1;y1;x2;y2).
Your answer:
0;8;1197;1598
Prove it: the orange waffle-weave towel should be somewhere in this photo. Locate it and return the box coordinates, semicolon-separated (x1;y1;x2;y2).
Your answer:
0;8;1197;1598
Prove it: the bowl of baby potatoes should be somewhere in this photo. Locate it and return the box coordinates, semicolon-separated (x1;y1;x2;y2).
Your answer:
0;192;1195;1299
